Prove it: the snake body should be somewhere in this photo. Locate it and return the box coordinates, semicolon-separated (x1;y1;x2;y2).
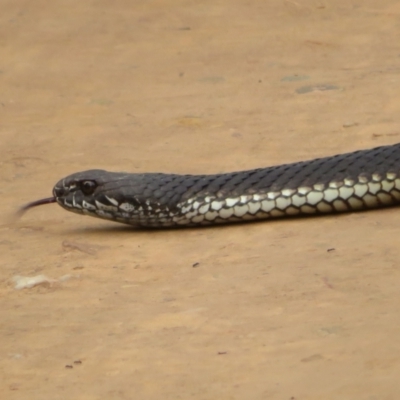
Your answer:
47;142;400;228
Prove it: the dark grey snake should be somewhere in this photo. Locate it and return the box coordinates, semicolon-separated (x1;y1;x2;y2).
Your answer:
19;143;400;228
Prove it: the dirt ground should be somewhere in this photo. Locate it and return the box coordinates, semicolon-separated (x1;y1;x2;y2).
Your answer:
2;1;400;399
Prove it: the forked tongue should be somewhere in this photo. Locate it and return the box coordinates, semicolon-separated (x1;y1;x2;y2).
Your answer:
16;197;57;219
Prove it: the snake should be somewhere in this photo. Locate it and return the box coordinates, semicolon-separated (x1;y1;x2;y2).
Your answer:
18;142;400;228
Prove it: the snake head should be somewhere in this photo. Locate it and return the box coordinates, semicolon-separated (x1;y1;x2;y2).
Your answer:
52;169;182;227
18;169;185;227
53;169;137;221
18;169;202;227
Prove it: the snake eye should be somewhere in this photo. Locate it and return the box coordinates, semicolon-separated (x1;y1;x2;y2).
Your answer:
80;180;97;195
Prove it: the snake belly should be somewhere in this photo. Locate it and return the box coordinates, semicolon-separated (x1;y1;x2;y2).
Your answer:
53;143;400;227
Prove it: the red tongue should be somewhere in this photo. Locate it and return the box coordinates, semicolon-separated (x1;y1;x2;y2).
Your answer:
16;197;57;218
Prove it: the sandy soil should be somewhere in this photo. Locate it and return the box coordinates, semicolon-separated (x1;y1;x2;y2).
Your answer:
2;1;400;399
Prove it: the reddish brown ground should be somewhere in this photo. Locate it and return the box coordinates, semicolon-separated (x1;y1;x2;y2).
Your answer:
2;1;400;399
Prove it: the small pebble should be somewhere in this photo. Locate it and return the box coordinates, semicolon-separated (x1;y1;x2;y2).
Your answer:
342;122;358;128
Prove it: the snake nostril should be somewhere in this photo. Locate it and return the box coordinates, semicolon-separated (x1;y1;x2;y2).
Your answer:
53;186;66;197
